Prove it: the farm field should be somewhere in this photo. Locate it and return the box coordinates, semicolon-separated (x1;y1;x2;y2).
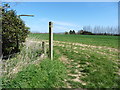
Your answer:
28;33;119;88
2;2;119;89
29;33;119;48
2;33;120;88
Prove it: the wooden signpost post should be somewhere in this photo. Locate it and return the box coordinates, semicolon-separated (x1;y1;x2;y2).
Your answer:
49;21;53;60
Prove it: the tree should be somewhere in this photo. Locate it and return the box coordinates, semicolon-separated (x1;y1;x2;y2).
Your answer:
69;30;76;34
2;4;30;57
72;30;76;34
69;30;72;34
65;31;68;34
77;30;93;35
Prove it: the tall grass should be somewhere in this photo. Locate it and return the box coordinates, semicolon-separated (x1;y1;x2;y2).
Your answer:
2;40;67;88
3;42;43;77
2;58;67;88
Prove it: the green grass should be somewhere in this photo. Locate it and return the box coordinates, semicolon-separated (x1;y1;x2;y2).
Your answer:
54;46;119;88
2;40;67;88
68;75;76;79
2;58;67;88
3;33;119;88
67;80;84;88
29;33;118;48
28;33;119;88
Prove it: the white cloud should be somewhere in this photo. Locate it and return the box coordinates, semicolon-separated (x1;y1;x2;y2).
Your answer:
52;20;83;33
53;21;77;27
25;17;83;33
54;26;68;30
54;26;69;32
38;18;78;27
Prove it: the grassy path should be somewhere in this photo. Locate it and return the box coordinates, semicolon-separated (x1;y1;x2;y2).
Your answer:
55;48;87;88
54;45;119;88
28;33;120;88
50;39;119;88
26;37;119;88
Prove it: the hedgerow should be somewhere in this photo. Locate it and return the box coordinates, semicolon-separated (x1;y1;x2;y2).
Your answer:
2;4;30;57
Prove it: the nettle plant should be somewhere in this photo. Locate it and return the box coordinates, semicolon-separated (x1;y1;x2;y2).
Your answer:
2;4;30;57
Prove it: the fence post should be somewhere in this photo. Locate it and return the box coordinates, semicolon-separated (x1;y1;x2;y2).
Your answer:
49;21;53;60
42;41;46;54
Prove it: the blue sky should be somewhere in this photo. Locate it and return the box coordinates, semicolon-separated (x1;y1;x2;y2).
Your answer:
7;2;118;33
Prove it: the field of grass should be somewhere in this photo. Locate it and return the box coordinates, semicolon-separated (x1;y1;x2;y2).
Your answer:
54;46;119;88
29;33;119;88
29;33;119;48
2;33;119;88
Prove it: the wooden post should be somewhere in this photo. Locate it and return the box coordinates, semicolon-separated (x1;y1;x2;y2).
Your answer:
42;41;46;54
49;21;53;60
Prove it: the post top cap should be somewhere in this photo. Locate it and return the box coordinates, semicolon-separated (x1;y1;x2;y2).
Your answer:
49;21;53;23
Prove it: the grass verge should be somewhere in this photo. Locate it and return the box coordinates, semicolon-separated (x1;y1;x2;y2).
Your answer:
2;40;67;88
2;58;67;88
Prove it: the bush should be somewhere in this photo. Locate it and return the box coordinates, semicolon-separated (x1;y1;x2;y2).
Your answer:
2;4;30;57
78;30;93;35
65;31;68;34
